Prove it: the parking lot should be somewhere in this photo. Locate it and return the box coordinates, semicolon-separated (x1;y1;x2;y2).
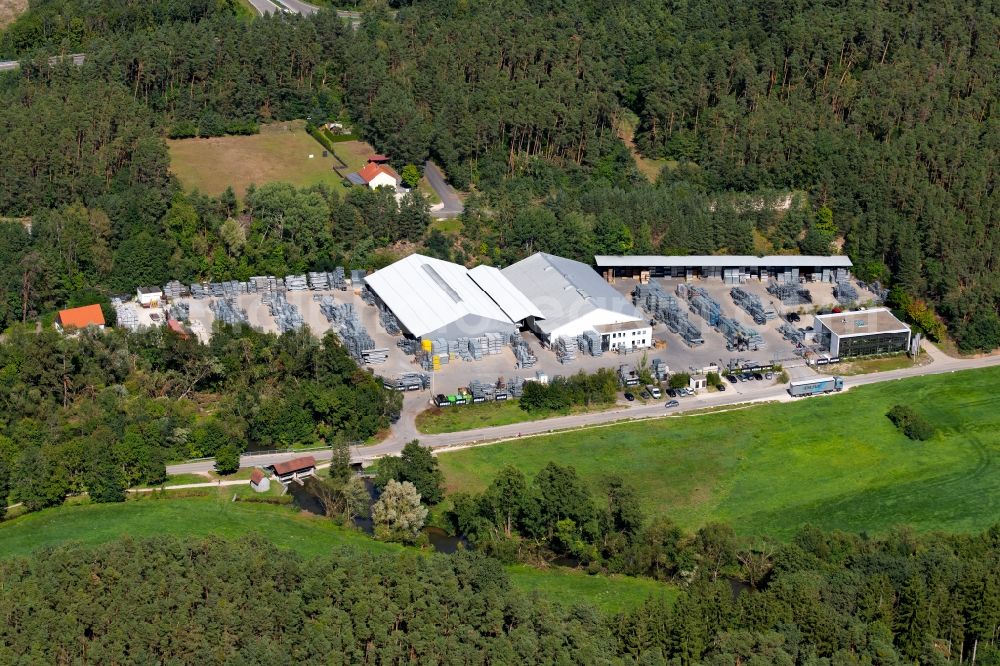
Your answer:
173;274;856;396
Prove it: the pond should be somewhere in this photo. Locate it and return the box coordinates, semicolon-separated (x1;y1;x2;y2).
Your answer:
289;476;468;554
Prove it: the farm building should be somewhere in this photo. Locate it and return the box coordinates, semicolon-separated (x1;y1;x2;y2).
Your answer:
136;286;163;307
595;255;852;284
503;253;650;348
346;161;401;190
55;304;105;332
813;308;911;358
365;254;520;339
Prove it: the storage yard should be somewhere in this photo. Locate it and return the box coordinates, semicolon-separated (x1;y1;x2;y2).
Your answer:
112;252;896;399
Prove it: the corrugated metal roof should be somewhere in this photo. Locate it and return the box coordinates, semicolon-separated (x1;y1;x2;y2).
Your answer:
502;253;642;335
468;265;543;322
345;172;366;185
595;255;853;268
364;254;514;338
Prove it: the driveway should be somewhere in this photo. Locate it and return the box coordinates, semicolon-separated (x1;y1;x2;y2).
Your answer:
424;160;464;219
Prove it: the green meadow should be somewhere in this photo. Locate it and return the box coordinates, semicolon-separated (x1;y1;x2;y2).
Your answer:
438;367;1000;538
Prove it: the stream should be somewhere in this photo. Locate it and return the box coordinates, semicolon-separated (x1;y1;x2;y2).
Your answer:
287;476;468;554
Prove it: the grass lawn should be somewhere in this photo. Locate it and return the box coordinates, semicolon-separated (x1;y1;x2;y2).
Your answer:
438;367;1000;539
416;400;617;434
0;495;674;613
168;120;347;197
836;352;928;376
429;217;463;234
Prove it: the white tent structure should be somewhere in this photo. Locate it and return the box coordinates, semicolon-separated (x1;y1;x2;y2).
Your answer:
502;253;650;347
364;254;518;339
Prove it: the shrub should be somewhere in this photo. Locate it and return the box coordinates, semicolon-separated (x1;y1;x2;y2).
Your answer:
887;404;935;441
668;373;691;389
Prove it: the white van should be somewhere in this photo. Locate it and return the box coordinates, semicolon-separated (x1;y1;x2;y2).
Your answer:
647;385;662;399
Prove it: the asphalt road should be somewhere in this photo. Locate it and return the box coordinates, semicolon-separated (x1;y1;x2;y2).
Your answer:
424;160;464;219
166;341;1000;475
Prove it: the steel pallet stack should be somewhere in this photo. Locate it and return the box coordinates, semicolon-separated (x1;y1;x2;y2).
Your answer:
834;280;858;304
261;292;303;332
210;298;249;326
686;285;722;327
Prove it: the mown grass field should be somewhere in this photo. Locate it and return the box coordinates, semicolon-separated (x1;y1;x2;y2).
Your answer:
0;495;672;614
438;367;1000;538
416;400;616;434
167;120;347;197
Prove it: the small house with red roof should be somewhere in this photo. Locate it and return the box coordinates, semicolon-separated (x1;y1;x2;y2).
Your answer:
249;468;270;493
346;157;401;190
55;304;106;332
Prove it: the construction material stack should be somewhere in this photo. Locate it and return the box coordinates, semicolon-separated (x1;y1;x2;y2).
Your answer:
554;337;576;364
730;287;777;325
686;285;722;326
779;322;806;344
834;280;858;304
210;298;249;326
162;280;186;300
113;298;139;330
510;335;537;369
651;358;669;382
284;275;307;291
261;292;303;333
379;307;401;335
580;330;603;356
169;302;190;321
717;316;765;350
766;282;812;306
634;283;703;346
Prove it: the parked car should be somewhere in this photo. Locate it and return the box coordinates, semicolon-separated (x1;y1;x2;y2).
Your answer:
754;373;764;380
666;388;677;398
665;400;680;408
716;384;726;391
624;392;635;401
726;374;738;384
682;388;694;396
640;390;651;399
765;372;773;380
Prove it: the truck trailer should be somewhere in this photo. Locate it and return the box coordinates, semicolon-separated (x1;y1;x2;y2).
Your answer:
788;376;844;397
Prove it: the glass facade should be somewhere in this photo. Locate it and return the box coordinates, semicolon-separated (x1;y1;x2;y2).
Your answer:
836;331;911;357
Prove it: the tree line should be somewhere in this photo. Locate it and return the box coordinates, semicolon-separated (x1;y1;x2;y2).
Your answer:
0;324;401;514
0;525;997;664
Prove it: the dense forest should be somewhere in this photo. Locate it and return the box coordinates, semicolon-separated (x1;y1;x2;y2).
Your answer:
0;0;996;349
1;528;997;663
0;324;400;512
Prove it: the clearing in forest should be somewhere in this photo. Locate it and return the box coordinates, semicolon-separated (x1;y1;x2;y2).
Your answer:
438;366;1000;539
167;120;363;197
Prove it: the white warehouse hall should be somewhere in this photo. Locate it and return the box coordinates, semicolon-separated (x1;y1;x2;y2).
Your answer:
363;252;652;351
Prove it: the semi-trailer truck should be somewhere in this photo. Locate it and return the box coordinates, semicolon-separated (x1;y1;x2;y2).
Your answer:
788;376;844;397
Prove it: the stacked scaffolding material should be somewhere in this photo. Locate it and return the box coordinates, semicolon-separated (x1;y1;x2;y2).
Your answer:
858;280;889;303
834;280;858;304
250;276;282;293
382;373;430;391
162;280;186;300
579;330;604;356
651;358;669;382
350;269;366;285
686;286;722;327
284;275;307;291
468;379;497;401
210;298;248;326
730;287;777;325
261;292;303;333
113;298;139;330
397;338;419;355
774;267;800;285
778;322;806;344
169;301;190;321
634;283;703;346
510;335;537;369
766;282;812;306
554;337;576;364
362;348;389;364
508;376;526;398
717;316;765;350
379;307;401;335
306;269;347;291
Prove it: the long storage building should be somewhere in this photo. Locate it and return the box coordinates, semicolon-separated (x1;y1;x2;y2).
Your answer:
595;254;852;284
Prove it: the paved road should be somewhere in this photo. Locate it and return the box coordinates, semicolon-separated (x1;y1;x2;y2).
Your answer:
166;341;1000;475
424;160;464;219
